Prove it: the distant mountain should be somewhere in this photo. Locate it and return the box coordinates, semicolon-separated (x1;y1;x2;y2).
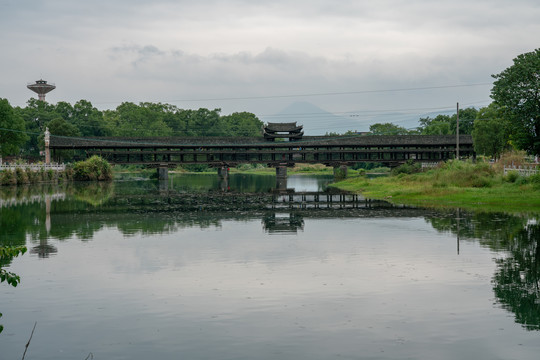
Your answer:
260;101;456;135
260;102;358;136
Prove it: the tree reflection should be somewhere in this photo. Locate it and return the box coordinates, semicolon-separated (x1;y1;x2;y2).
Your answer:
427;211;540;330
493;222;540;331
3;181;540;330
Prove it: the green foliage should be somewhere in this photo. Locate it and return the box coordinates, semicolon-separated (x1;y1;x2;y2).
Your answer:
504;171;520;183
351;162;384;171
48;117;81;137
0;98;28;156
492;222;540;330
0;170;16;185
13;98;264;158
418;108;478;135
431;160;496;188
369;123;415;135
0;245;27;334
220;112;264;136
236;163;256;171
0;245;26;287
112;102;174;137
181;164;210;173
472;103;510;159
73;156;113;181
14;167;28;184
391;159;421;175
491;49;540;155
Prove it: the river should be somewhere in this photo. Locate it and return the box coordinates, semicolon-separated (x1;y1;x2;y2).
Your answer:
1;174;539;359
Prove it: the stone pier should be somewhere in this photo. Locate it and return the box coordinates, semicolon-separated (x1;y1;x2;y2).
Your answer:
157;165;169;181
276;166;287;190
218;166;229;180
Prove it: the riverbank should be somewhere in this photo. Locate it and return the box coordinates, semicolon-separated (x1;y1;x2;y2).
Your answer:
331;160;540;213
115;164;376;177
0;156;113;186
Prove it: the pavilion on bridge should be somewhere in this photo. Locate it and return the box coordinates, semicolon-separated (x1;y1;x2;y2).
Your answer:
263;122;304;141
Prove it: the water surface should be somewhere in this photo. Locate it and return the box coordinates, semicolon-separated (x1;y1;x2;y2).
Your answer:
1;174;539;359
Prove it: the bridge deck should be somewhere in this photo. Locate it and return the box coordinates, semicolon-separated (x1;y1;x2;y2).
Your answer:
50;134;474;166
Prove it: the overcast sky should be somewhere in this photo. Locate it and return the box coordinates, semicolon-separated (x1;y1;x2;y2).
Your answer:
1;0;539;131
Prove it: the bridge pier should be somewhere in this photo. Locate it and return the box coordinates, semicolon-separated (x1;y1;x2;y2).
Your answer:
218;166;229;179
334;165;348;180
157;165;169;181
276;166;287;190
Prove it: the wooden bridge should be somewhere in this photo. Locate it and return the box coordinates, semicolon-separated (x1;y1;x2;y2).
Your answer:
48;122;474;179
49;135;473;167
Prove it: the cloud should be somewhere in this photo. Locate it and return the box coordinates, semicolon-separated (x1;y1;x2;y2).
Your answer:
0;0;539;117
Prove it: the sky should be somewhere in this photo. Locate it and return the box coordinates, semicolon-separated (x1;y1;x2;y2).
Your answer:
1;0;539;132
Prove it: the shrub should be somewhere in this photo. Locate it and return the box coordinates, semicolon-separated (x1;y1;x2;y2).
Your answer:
515;176;529;186
64;165;74;180
1;170;16;186
471;176;493;188
528;173;540;189
14;168;28;184
504;171;520;183
182;164;210;172
530;173;540;184
38;168;45;182
73;156;113;181
236;163;254;171
25;168;38;183
392;159;421;176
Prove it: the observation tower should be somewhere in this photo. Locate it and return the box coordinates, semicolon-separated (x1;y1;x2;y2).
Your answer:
27;79;56;101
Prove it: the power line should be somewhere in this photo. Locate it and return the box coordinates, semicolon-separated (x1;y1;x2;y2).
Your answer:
93;82;493;104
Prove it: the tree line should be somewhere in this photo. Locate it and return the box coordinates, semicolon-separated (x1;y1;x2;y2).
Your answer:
0;99;264;159
359;48;540;159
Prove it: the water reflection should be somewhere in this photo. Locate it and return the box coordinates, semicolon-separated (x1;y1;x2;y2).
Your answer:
425;210;540;331
1;177;540;334
262;213;305;234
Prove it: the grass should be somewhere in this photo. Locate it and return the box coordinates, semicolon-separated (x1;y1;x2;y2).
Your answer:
331;159;540;213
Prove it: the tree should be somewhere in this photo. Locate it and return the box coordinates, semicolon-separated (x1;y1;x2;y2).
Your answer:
15;98;58;157
491;49;540;155
221;112;263;136
369;122;412;135
113;102;173;137
472;104;509;159
48;117;81;138
493;222;540;330
0;98;28;158
0;245;27;334
418;108;478;135
71;100;108;137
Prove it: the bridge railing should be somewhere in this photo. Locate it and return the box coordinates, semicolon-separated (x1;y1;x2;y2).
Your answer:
0;163;66;172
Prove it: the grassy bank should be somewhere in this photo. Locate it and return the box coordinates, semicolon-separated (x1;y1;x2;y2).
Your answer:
332;160;540;213
1;156;113;186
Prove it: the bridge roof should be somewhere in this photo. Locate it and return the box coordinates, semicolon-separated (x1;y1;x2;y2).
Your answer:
50;134;473;149
264;122;303;132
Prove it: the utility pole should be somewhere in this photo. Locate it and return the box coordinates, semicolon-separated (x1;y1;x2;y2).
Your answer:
456;102;460;160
